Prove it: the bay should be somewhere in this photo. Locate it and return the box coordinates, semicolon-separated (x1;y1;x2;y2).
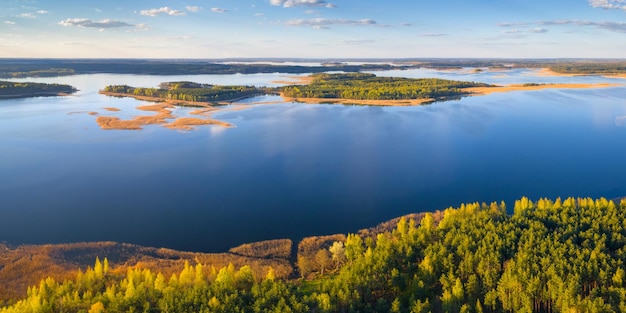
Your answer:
1;69;626;252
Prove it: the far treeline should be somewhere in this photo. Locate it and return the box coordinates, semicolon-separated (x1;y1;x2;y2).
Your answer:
2;58;626;78
0;81;77;99
0;60;404;78
102;74;492;104
4;196;626;312
281;73;492;100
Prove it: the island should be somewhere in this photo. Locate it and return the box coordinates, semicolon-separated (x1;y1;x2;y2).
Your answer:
93;73;619;131
280;73;494;105
0;81;77;99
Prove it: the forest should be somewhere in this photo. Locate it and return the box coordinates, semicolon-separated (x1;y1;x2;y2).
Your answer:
0;81;77;99
280;73;492;100
3;196;626;313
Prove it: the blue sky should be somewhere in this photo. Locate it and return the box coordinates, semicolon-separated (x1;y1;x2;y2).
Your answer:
1;0;626;58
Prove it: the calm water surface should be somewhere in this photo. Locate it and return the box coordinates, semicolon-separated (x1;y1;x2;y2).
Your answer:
1;69;626;252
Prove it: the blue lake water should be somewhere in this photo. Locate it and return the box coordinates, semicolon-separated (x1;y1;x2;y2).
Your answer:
1;69;626;252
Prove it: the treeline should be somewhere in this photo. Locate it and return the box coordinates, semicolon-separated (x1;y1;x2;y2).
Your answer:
547;63;626;75
102;82;268;103
0;81;77;98
0;60;404;78
281;73;492;100
4;196;626;312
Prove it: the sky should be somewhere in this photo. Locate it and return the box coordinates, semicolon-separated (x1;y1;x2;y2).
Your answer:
1;0;626;58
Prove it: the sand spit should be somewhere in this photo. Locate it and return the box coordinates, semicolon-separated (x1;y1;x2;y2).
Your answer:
103;107;121;112
467;83;618;95
272;75;316;85
164;117;235;131
537;68;626;79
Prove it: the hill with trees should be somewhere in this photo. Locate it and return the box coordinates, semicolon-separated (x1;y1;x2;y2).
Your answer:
3;196;626;312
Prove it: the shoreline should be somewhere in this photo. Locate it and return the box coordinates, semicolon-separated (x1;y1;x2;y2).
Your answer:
0;91;76;99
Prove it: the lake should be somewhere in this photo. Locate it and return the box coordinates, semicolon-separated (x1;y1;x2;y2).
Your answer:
1;69;626;252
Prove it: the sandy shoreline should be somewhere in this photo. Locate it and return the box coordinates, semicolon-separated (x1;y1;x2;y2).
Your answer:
537;68;626;79
467;82;619;95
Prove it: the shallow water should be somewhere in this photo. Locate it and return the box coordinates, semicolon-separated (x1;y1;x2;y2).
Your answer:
1;70;626;252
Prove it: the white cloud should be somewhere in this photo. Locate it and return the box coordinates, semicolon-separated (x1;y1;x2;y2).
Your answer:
499;20;626;33
19;13;35;18
420;33;448;37
5;21;15;25
59;18;135;29
271;0;336;8
36;10;49;14
186;6;203;13
211;7;228;13
255;13;265;16
287;18;376;29
140;7;186;17
589;0;626;10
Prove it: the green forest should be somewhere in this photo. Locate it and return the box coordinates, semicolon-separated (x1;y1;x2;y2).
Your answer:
280;73;492;100
0;81;77;98
102;82;268;103
3;196;626;313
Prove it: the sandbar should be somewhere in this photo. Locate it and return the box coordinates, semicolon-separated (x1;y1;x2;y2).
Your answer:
96;99;236;131
164;117;235;131
103;107;121;112
272;75;316;85
466;83;618;95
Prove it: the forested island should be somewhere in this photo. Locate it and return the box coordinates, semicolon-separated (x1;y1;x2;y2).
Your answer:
281;73;493;101
0;81;77;99
100;74;493;108
3;196;626;312
101;81;270;104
